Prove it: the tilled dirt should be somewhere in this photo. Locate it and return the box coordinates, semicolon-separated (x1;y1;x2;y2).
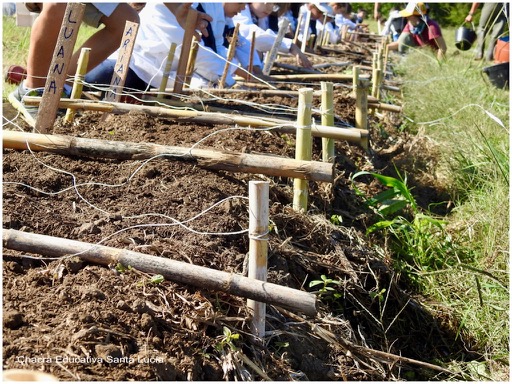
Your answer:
3;47;468;381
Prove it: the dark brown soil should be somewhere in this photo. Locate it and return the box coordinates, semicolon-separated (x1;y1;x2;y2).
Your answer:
3;46;470;381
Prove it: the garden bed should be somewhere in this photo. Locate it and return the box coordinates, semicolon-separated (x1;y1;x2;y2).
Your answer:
3;47;466;381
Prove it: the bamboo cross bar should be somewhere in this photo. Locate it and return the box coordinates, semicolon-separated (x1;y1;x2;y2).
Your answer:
267;73;360;81
319;46;365;57
23;97;368;144
219;23;240;88
64;47;90;123
3;130;334;183
3;229;318;317
367;101;401;113
381;84;400;92
104;21;139;103
35;3;85;133
312;61;351;68
272;62;322;74
263;18;289;75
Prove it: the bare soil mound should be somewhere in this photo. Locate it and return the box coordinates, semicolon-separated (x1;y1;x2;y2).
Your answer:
3;47;470;381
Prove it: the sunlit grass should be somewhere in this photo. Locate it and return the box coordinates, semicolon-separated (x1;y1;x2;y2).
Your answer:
2;13;97;98
391;26;509;380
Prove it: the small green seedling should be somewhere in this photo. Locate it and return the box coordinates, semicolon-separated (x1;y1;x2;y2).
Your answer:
215;326;240;352
149;274;165;285
309;274;342;299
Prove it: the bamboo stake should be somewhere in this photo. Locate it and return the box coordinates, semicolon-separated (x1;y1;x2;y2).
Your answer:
370;52;377;97
383;35;390;71
184;37;199;88
3;229;317;317
352;66;369;151
308;34;316;49
314;13;328;51
300;11;311;53
263;18;289;75
3;130;334;183
293;88;313;212
219;23;240;88
64;47;90;124
320;82;335;162
247;181;269;340
322;28;330;46
35;3;85;133
248;31;256;82
173;9;198;94
375;49;384;100
104;21;139;103
157;42;177;101
353;66;368;130
23;97;368;144
293;12;303;45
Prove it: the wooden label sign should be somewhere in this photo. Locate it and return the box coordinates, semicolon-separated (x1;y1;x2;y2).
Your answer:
35;3;85;133
104;21;139;102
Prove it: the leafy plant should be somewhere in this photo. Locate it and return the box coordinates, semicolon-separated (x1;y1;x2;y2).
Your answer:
352;170;417;218
215;326;240;352
149;274;165;284
330;214;343;225
309;274;342;301
115;263;132;273
351;171;460;288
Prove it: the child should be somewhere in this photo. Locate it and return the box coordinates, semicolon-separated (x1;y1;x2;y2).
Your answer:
233;3;313;69
387;2;447;61
296;3;338;46
85;2;258;92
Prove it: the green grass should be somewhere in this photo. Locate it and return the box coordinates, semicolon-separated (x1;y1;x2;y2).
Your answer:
2;13;97;98
385;26;509;381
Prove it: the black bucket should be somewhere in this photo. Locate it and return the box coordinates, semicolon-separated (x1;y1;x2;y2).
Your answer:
455;22;477;51
482;62;509;89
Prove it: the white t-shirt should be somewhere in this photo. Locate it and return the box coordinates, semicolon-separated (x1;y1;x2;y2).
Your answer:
127;3;237;88
232;4;293;55
296;5;338;44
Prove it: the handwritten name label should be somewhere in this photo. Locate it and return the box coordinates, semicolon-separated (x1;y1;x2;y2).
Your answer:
104;21;139;103
35;3;85;133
